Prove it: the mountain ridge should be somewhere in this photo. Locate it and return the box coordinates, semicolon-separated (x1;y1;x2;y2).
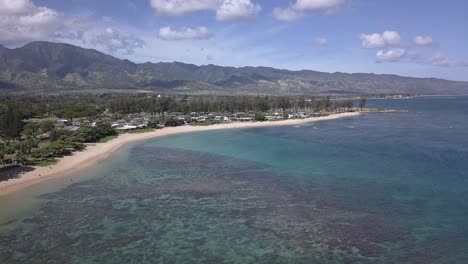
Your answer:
1;41;468;95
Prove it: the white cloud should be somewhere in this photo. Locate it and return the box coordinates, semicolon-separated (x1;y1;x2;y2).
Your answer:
372;48;467;68
272;7;301;22
93;27;145;54
424;53;467;67
0;0;33;15
293;0;343;11
0;0;89;45
314;37;328;46
359;31;466;67
149;0;260;21
360;30;402;48
413;35;433;46
216;0;261;21
376;48;406;62
158;26;213;40
273;0;344;21
52;17;90;42
149;0;217;16
128;28;280;70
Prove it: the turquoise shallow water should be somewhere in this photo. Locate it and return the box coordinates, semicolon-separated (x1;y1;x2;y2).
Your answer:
1;96;468;263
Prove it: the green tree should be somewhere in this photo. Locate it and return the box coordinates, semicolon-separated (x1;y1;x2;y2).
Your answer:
32;140;85;160
256;96;270;112
23;136;39;154
75;123;116;143
359;98;367;110
75;125;97;142
94;123;117;139
298;97;306;111
0;103;24;140
254;112;266;121
345;99;354;111
50;128;73;142
163;116;184;127
277;97;291;112
148;116;162;128
13;141;29;165
40;120;55;133
0;143;6;167
23;122;39;137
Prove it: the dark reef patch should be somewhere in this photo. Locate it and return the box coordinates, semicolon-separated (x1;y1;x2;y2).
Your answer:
0;144;466;263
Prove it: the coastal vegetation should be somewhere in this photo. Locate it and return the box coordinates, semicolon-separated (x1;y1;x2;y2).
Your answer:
0;94;361;173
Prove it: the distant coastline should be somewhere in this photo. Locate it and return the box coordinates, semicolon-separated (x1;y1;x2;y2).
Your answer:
0;112;360;196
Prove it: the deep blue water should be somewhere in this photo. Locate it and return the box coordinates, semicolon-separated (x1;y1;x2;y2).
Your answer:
1;96;468;263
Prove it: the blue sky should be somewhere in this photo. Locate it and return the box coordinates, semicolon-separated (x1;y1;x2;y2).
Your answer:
2;0;468;81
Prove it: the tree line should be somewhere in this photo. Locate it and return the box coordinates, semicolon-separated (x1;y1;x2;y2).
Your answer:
0;93;362;116
0;94;364;169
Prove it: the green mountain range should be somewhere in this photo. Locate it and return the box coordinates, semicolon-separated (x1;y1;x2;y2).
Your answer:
1;41;467;95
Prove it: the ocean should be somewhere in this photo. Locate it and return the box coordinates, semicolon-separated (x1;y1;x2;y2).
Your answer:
1;96;468;263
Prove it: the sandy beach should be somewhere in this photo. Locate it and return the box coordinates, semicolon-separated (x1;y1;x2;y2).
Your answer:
0;112;360;196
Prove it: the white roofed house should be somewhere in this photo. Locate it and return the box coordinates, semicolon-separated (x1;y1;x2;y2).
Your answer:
63;126;80;132
175;115;188;122
115;125;138;131
91;120;103;127
238;117;253;122
56;119;70;126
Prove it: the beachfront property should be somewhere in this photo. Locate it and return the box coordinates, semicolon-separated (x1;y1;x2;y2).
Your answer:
46;109;338;136
265;115;283;121
63;126;80;132
56;119;70;126
115;125;138;131
112;116;149;131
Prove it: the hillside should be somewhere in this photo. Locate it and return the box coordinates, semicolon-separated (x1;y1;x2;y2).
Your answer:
1;41;467;95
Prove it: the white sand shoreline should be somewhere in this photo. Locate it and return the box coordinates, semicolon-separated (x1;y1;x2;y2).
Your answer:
0;112;360;196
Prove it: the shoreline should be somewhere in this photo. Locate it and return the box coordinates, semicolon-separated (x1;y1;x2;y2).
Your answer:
0;112;360;196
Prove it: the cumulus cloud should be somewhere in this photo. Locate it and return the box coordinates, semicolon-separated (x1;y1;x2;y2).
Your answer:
150;0;260;21
149;0;217;16
52;17;90;43
273;0;344;21
423;53;467;67
359;30;402;48
314;37;328;46
158;26;213;40
376;48;406;62
293;0;344;11
272;7;301;22
413;35;433;46
0;0;33;14
216;0;261;21
93;27;145;54
372;48;467;68
0;0;89;45
359;31;467;67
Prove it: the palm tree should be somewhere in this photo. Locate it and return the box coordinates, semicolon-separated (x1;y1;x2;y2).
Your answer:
359;98;367;111
0;143;6;167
